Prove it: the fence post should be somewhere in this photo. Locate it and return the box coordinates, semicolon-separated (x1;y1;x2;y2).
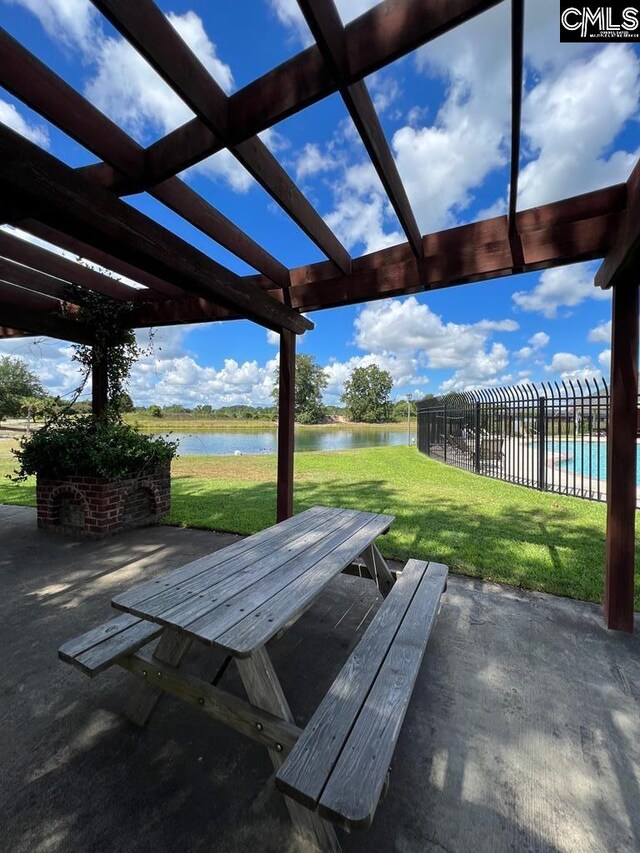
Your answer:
443;404;447;462
537;396;547;491
474;401;481;472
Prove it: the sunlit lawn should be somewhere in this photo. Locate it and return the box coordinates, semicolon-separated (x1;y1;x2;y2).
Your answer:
1;440;637;608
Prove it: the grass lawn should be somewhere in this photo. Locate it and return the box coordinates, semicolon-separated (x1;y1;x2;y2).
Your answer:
123;415;406;431
1;441;637;609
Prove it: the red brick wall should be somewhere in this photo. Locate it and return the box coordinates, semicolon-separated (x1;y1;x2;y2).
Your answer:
37;465;171;538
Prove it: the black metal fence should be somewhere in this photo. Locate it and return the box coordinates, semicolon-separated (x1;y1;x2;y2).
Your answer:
416;379;626;504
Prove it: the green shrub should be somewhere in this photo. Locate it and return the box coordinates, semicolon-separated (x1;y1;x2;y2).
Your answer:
13;415;177;481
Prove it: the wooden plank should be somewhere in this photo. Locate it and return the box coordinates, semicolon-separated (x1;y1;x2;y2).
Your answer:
178;511;373;642
0;230;142;301
507;0;524;235
275;558;428;809
147;0;502;180
58;613;162;677
120;646;301;753
0;124;311;334
359;543;395;597
213;513;395;655
318;562;448;830
297;0;422;258
112;506;334;613
604;282;638;632
0;301;94;344
596;156;640;290
129;509;351;628
236;648;341;852
0;280;63;312
91;0;351;275
277;329;295;521
122;627;191;727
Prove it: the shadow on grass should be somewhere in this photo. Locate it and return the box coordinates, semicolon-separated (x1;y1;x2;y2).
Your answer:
168;474;636;609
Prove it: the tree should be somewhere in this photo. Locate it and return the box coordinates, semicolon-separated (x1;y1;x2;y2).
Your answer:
114;392;134;413
341;365;394;423
272;354;328;424
0;357;45;425
148;405;163;418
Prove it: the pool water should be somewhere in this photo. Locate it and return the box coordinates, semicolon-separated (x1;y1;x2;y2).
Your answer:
551;440;620;484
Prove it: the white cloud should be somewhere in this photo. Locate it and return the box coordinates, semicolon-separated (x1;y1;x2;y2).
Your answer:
518;45;640;209
512;263;610;318
0;99;49;147
529;331;550;349
294;143;339;181
545;351;603;381
266;329;280;346
588;320;611;343
516;347;533;360
5;0;98;51
598;349;611;374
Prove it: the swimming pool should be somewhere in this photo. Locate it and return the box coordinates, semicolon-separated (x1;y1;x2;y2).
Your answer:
550;439;620;484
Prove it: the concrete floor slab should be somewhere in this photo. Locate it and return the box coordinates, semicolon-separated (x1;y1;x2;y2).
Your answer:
0;506;638;853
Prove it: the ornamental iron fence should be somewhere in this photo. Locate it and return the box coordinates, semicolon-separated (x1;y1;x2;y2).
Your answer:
415;379;630;505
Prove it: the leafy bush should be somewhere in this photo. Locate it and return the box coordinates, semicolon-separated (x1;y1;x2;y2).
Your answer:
13;415;177;481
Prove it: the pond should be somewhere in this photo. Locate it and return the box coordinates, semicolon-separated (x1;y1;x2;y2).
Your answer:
148;426;412;456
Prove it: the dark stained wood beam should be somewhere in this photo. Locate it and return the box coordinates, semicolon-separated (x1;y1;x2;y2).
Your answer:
604;281;638;632
131;185;624;326
0;125;311;335
0;255;74;302
508;0;524;239
297;0;423;258
147;0;503;181
16;221;182;300
0;29;290;289
89;0;351;274
0;327;30;338
0;280;63;312
276;330;296;522
0;229;143;301
273;185;624;311
0;300;93;344
595;156;640;290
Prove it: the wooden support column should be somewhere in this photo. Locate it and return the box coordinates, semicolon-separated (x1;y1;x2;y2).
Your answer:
91;348;109;419
605;281;639;632
277;329;295;522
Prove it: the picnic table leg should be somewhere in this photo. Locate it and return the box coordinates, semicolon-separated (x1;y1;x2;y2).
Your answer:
123;628;192;727
360;543;395;597
236;647;341;853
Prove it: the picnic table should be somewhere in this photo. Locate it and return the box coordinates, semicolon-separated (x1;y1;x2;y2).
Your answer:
59;505;448;851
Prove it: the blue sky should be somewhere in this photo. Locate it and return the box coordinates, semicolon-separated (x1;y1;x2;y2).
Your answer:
0;0;637;406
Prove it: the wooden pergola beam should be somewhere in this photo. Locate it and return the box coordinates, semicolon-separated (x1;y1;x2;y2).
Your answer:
0;255;76;302
90;0;351;274
595;157;640;290
507;0;524;240
0;29;290;290
146;0;503;182
0;300;93;344
130;185;624;327
0;230;142;302
297;0;423;259
0;125;311;335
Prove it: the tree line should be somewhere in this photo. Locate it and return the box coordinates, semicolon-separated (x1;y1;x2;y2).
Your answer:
0;354;417;427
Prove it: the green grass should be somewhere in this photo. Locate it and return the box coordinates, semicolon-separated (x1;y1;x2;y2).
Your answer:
1;441;637;609
123;415;406;431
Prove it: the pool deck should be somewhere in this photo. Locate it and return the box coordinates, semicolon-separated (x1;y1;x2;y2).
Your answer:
1;504;639;853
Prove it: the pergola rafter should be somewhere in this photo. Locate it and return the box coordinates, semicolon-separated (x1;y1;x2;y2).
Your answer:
0;0;636;631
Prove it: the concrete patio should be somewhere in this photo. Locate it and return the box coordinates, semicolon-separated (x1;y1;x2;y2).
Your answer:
1;504;638;853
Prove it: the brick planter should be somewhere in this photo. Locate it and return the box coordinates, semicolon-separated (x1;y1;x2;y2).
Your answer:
36;464;171;538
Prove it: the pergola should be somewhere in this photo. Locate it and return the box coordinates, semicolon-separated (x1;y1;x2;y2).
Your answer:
0;0;637;632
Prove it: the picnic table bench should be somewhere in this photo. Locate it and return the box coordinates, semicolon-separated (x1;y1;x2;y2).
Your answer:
59;505;448;851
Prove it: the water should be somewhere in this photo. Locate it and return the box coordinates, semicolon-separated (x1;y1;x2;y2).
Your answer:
149;426;411;456
550;439;626;484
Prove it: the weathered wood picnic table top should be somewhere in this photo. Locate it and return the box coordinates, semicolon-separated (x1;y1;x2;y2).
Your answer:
111;505;394;658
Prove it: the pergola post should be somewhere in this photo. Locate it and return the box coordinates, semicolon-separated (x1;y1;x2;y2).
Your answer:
92;348;109;419
604;282;639;632
276;329;295;522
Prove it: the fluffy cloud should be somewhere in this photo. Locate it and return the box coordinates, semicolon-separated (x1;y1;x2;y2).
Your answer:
545;351;605;381
294;143;340;181
0;99;49;147
5;0;98;50
529;332;550;349
588;320;611;343
512;263;610;318
350;296;517;392
518;45;640;209
598;349;611;373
